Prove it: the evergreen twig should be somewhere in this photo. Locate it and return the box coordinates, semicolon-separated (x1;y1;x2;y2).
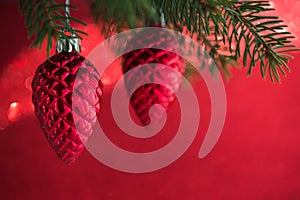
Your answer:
19;0;87;57
90;0;157;36
225;0;299;82
153;0;299;82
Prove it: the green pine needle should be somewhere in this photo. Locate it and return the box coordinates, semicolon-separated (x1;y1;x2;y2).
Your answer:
19;0;87;57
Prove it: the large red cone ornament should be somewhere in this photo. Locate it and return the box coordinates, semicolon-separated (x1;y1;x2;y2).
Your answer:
122;27;185;125
32;36;103;164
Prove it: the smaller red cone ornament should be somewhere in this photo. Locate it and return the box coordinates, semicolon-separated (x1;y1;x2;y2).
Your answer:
122;27;185;125
32;51;103;164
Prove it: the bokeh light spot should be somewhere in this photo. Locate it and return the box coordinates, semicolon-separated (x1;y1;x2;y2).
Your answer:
7;102;22;122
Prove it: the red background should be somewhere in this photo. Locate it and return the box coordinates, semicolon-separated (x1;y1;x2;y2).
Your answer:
1;1;300;199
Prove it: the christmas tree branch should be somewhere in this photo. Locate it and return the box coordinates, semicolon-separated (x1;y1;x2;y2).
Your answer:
154;0;237;78
19;0;87;57
19;0;299;81
90;0;157;36
224;0;299;82
152;0;299;82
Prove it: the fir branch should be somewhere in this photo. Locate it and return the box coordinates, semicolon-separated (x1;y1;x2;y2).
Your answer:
19;0;298;81
153;0;299;82
19;0;87;57
90;0;157;36
224;0;299;82
154;0;235;78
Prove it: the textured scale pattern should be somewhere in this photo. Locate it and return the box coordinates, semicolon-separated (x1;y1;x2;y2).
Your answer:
122;29;185;125
32;52;103;164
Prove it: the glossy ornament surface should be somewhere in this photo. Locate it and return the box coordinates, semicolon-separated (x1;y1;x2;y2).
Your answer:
32;51;103;164
122;29;185;125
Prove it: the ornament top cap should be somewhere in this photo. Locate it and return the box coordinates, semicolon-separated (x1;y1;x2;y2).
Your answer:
56;29;81;53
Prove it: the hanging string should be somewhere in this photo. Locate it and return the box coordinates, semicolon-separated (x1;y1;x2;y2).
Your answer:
160;8;166;27
65;0;71;28
145;7;165;27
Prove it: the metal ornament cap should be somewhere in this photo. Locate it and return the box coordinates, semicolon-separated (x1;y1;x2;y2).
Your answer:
56;29;81;53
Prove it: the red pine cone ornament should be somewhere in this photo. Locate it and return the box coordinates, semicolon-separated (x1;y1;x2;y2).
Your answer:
122;28;185;125
32;51;103;164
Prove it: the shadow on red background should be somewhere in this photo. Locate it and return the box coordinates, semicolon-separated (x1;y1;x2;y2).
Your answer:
1;1;300;200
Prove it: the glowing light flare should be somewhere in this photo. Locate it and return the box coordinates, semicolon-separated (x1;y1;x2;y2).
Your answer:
270;0;300;45
12;52;28;68
80;24;104;55
100;59;123;85
7;102;22;122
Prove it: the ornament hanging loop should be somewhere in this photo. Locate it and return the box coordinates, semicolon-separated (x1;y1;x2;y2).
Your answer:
160;9;166;27
56;0;81;53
